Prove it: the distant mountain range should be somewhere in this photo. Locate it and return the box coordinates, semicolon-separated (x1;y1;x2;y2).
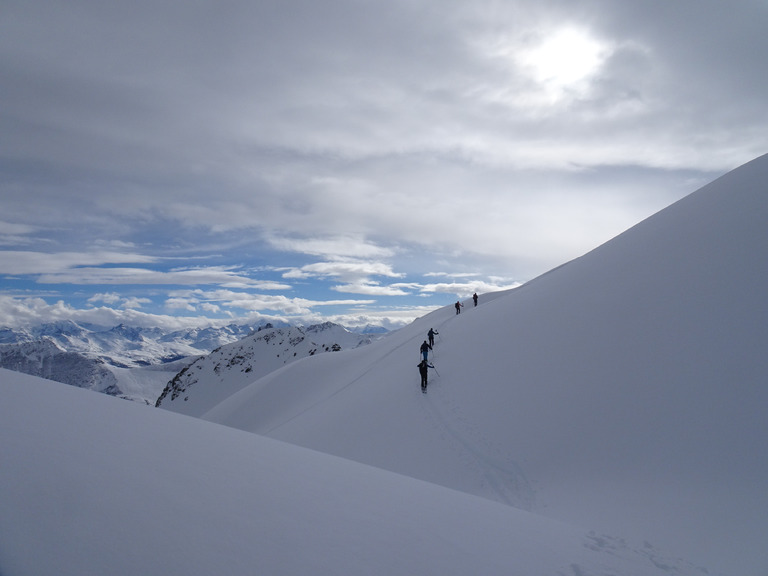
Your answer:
0;320;377;404
0;338;122;395
0;320;266;367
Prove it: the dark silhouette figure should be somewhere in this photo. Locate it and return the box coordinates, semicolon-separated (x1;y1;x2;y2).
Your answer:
473;292;478;307
418;360;429;393
455;301;462;314
428;328;438;348
420;340;431;361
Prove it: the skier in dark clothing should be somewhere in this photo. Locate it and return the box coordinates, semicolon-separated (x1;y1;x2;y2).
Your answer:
473;292;478;307
428;328;438;348
418;360;429;393
420;340;431;361
455;301;462;314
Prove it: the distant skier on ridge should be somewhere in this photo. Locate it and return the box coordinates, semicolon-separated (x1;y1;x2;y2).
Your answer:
473;292;478;307
428;328;438;348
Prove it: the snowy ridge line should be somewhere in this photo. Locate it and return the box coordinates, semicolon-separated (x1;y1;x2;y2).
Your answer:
159;322;376;417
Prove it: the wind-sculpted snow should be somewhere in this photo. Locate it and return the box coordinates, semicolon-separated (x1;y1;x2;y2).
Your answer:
203;153;768;574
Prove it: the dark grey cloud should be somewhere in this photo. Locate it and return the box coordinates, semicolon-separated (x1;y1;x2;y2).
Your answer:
1;0;767;327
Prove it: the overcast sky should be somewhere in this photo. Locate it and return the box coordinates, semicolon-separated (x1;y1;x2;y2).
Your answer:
2;0;767;330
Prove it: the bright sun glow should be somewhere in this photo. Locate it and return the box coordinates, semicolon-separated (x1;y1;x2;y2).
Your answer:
517;27;608;100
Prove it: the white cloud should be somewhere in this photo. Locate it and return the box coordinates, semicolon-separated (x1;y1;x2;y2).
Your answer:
0;251;157;276
165;289;375;317
331;281;412;296
0;295;209;331
268;235;396;260
120;297;151;310
34;265;291;290
317;305;442;331
87;293;150;311
165;298;198;312
285;259;404;283
424;272;482;279
420;280;521;298
88;292;123;305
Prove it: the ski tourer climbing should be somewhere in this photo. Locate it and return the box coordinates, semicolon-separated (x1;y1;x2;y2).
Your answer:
455;300;462;314
428;328;438;348
418;360;430;393
420;340;431;361
473;292;478;306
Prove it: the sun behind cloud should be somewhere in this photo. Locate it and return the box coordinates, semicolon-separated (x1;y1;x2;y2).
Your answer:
476;24;612;111
517;26;610;102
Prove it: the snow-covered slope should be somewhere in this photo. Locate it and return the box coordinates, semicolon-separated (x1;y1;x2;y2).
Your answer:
108;357;199;404
202;153;768;574
0;370;710;576
156;322;374;416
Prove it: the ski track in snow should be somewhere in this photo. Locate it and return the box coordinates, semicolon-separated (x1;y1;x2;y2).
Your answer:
418;309;536;510
261;305;535;512
419;387;535;509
